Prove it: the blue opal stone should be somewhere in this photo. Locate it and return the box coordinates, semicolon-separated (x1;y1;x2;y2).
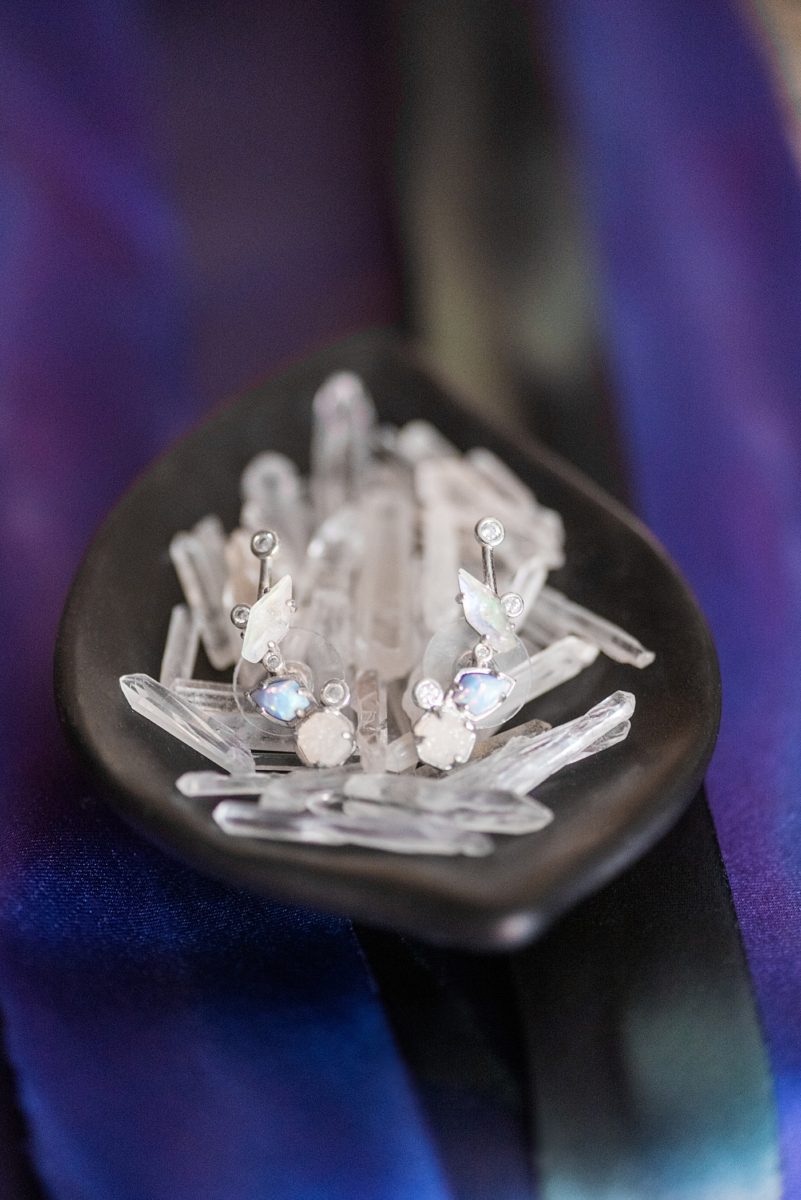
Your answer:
451;669;512;718
250;676;313;723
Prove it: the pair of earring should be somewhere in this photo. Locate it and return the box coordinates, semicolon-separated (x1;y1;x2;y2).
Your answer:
232;518;524;773
230;530;356;768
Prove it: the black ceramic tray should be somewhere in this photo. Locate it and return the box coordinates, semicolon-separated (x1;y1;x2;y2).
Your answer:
55;331;721;950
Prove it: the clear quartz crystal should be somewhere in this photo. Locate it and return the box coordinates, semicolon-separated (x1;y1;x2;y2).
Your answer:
355;670;388;772
510;556;547;612
223;528;260;610
177;771;292;797
212;800;492;856
343;772;523;814
488;636;600;728
343;797;553;836
470;717;551;761
394;420;458;464
299;587;353;670
159;605;199;688
420;503;460;632
451;690;636;795
310;372;375;522
239;452;308;563
169;515;239;669
527;587;655;668
385;731;419;773
120;674;253;773
355;481;416;679
172;679;237;712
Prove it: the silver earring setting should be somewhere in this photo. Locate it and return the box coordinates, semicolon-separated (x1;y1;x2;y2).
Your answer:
412;518;524;770
231;531;356;768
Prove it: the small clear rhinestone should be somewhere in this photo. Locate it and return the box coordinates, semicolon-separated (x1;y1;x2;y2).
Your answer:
473;641;492;664
475;517;505;547
230;603;251;630
414;678;444;711
262;650;283;672
321;678;349;709
251;529;278;558
501;591;524;619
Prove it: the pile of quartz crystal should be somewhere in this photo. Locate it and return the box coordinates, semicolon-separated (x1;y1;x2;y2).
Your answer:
120;371;654;857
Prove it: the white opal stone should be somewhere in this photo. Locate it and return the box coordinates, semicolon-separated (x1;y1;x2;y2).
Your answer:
451;668;514;718
457;569;517;653
414;707;476;771
241;574;294;662
296;708;355;768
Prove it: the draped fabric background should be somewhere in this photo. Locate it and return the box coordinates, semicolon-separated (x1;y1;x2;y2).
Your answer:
0;1;799;1197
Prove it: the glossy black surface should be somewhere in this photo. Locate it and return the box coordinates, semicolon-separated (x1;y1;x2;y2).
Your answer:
54;332;721;950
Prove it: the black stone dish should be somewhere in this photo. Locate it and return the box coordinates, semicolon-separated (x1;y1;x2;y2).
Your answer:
54;332;721;950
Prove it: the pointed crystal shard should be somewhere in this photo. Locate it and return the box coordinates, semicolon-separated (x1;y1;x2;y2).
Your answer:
159;605;199;688
343;772;522;815
239;452;308;564
527;587;655;668
169;516;239;669
240;574;294;662
212;801;492;856
177;771;294;798
395;420;458;464
510;556;547;612
120;674;253;773
385;731;419;773
310;372;375;522
457;569;517;652
470;717;551;761
355;482;417;679
451;691;635;795
487;636;599;729
355;670;388;772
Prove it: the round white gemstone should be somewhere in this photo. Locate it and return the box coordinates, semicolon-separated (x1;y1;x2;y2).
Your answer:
413;677;444;711
414;708;476;771
231;603;251;630
296;709;355;768
321;678;349;708
473;640;492;663
501;591;524;619
475;517;505;547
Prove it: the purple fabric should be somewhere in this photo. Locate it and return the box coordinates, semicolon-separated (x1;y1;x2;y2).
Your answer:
0;4;449;1197
546;0;801;1189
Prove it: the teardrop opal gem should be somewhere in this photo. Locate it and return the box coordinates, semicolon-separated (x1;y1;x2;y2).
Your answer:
250;676;313;723
451;668;513;718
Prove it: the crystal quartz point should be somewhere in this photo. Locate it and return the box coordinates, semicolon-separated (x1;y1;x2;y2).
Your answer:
299;587;353;671
301;505;364;609
239;452;308;565
355;670;388;772
170;681;293;753
120;674;254;773
573;721;631;761
385;732;419;773
159;605;199;688
172;679;237;712
177;771;294;798
487;637;600;730
458;569;518;653
343;772;523;814
470;717;551;760
170;516;240;669
212;800;492;857
467;448;566;562
240;574;294;663
310;372;375;522
355;481;416;679
394;420;458;464
451;691;635;796
343;798;553;837
223;528;260;610
510;556;547;612
420;503;460;632
527;586;655;668
260;767;353;807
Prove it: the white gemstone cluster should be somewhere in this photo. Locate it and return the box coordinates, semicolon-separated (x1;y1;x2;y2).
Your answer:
120;371;655;856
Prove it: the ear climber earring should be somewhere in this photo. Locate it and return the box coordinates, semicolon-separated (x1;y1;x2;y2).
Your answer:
412;518;525;771
231;530;356;768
